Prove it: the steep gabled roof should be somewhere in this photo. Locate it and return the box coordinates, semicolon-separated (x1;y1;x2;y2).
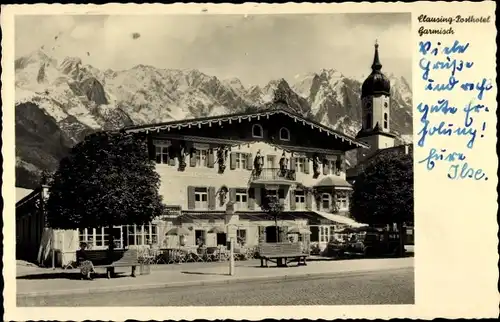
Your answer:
122;106;369;149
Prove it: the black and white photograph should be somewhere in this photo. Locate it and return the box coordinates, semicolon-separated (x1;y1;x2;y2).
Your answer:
14;11;415;307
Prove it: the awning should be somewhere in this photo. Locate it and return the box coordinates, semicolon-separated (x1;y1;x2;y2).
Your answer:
312;211;368;228
313;176;352;188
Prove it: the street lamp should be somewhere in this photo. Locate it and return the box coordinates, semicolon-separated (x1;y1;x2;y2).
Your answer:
225;202;236;276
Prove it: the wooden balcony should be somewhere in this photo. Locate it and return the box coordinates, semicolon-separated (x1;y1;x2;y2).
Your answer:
250;168;297;184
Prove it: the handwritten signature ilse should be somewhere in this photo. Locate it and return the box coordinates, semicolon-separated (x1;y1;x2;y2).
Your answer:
416;40;492;181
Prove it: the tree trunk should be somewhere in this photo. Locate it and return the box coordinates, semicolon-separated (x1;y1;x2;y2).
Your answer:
397;222;405;257
275;215;279;243
108;224;115;275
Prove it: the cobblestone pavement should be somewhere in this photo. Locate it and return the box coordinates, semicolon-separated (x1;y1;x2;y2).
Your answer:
18;267;414;306
17;257;414;297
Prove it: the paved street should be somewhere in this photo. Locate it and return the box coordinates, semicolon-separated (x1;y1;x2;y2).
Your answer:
18;267;414;306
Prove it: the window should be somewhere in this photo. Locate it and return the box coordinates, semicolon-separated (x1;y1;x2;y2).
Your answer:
234;152;247;169
155;145;169;164
195;230;207;246
237;229;247;246
265;189;278;197
366;113;372;128
321;193;331;211
320;226;329;242
126;224;158;247
279;127;290;141
383;113;388;129
195;187;208;209
295;190;306;209
79;228;94;247
235;189;248;210
336;195;348;210
296;157;307;173
79;227;124;249
266;155;276;168
326;159;337;175
195;149;208;167
384;101;388;108
329;226;336;242
252;124;263;138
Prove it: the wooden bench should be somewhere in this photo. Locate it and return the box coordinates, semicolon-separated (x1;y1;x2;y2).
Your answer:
81;249;139;279
257;242;308;267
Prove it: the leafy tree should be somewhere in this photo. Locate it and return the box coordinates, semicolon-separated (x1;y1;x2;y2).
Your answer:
261;194;285;242
46;131;166;257
350;151;413;257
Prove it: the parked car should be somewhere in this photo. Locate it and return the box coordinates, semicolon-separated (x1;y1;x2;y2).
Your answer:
327;226;405;258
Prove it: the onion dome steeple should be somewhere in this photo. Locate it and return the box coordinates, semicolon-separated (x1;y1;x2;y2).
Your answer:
361;40;391;98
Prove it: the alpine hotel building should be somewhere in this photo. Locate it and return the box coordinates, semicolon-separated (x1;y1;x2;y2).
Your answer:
16;43;409;266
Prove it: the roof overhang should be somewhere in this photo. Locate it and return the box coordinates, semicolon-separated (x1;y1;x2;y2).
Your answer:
122;108;369;149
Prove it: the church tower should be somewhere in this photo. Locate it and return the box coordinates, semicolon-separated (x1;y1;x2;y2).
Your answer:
356;41;397;163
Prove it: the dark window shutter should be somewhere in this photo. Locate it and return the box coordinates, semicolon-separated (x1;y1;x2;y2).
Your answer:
190;149;197;167
207;150;215;168
230;152;236;170
290;157;296;171
323;159;329;175
208;186;216;210
290;190;296;210
147;136;155;161
246;153;253;170
304;158;310;174
305;191;313;210
247;188;255;210
187;186;195;210
229;188;237;203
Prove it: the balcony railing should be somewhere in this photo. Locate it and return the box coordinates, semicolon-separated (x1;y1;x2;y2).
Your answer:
251;168;297;182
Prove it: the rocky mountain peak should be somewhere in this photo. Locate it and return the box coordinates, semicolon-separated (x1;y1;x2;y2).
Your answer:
14;50;413;189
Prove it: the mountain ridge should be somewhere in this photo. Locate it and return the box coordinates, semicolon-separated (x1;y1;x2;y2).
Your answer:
15;49;413;189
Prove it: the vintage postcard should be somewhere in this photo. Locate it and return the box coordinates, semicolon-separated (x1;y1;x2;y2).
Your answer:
1;2;498;320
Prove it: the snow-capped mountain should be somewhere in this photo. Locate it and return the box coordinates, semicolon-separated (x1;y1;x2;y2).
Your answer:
15;50;413;188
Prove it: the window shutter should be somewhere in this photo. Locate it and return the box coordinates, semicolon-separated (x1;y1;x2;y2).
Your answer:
187;186;195;210
339;155;346;171
208;186;216;210
258;226;266;243
230;152;236;170
246;153;253;170
290;157;297;171
229;188;237;203
207;150;215;168
290;190;296;210
332;155;339;174
190;149;197;167
278;189;285;206
323;159;329;175
147;135;155;161
305;191;313;210
247;188;255;210
304;158;310;174
279;226;288;243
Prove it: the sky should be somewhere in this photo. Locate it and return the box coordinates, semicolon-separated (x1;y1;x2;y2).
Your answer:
15;13;411;87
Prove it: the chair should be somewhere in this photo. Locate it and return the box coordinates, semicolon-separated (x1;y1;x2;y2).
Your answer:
205;247;218;262
194;247;206;262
